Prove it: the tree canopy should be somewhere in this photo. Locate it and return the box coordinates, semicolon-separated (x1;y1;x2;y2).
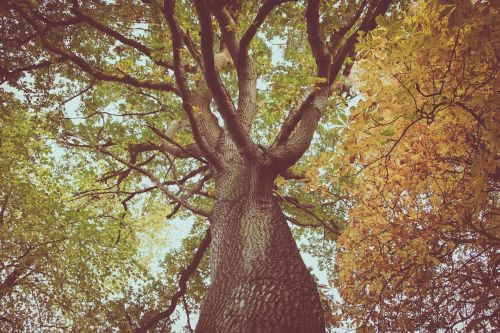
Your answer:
0;0;498;332
333;1;499;331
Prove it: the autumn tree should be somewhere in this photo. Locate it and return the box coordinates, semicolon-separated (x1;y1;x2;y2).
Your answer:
0;0;401;331
333;1;499;331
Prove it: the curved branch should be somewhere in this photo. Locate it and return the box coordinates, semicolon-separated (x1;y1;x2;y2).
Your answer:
148;125;206;162
0;60;56;84
238;0;292;130
269;0;393;170
239;0;293;57
8;2;179;94
267;101;323;171
135;229;212;333
44;43;177;92
454;101;487;130
163;0;222;168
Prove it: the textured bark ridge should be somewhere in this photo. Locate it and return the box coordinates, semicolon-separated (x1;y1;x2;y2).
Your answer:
196;152;325;333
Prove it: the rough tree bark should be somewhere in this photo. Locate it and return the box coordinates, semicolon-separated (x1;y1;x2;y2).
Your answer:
196;139;325;332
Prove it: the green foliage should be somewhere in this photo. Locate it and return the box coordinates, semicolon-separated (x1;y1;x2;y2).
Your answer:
0;92;158;332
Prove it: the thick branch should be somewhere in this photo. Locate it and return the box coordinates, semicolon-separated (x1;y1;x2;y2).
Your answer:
238;0;292;130
45;43;177;92
306;0;330;79
269;0;393;169
163;0;222;168
263;0;332;170
267;102;323;171
194;0;259;161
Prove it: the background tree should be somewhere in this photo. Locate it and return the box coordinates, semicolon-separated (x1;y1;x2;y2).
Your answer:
0;92;166;332
333;1;499;331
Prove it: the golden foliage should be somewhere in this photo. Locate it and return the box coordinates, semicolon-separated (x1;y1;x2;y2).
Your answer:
334;1;499;331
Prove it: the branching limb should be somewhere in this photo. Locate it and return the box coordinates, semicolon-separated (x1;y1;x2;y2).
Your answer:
100;151;156;186
268;101;323;171
269;0;393;171
328;0;368;55
92;118;205;186
70;0;175;71
163;0;222;168
237;0;293;130
268;0;332;165
329;0;393;84
148;120;206;162
213;5;257;132
306;0;330;80
193;0;259;161
0;60;56;84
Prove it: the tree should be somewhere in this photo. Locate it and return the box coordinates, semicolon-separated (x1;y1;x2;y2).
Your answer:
1;0;398;331
333;1;499;331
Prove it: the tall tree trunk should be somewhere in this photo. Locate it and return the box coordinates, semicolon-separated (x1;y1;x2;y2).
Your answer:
196;161;325;333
